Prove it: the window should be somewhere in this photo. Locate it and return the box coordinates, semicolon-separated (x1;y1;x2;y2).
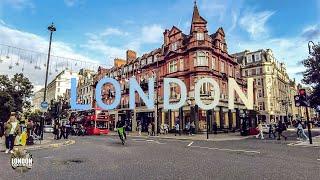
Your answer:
169;60;178;73
57;88;60;93
154;55;158;62
247;55;252;63
196;32;204;41
258;89;263;98
258;102;264;111
211;57;216;70
195;51;208;66
257;78;261;86
170;84;177;98
179;59;184;71
147;56;153;64
220;61;225;73
171;42;178;51
255;54;261;61
256;68;260;75
128;65;133;72
251;69;256;75
141;59;146;66
200;82;211;96
229;65;233;76
252;54;255;62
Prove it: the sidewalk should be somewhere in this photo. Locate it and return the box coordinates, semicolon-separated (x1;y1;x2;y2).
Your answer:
0;134;75;152
108;131;252;141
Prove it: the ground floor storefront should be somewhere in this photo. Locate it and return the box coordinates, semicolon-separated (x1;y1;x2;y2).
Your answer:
104;104;258;134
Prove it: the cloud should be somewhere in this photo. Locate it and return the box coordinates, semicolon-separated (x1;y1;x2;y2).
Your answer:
141;24;163;44
82;24;164;62
239;10;275;40
100;27;129;37
0;21;102;89
301;25;320;40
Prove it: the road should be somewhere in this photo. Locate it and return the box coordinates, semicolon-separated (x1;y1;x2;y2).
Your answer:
0;131;319;180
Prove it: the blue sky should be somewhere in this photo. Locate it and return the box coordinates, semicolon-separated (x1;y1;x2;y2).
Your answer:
0;0;319;89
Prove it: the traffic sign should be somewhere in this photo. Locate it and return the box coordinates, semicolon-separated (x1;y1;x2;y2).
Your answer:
40;101;49;109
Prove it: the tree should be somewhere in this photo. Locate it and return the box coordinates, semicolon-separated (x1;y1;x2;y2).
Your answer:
0;73;34;112
0;91;14;123
302;43;320;108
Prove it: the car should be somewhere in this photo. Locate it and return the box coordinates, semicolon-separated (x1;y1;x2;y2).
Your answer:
43;125;54;133
261;124;270;134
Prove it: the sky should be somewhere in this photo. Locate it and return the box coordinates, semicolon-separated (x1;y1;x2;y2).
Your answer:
0;0;319;91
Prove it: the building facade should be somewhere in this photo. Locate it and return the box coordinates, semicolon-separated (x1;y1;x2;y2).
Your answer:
93;3;248;133
31;88;44;111
233;49;292;124
77;68;95;106
47;70;79;104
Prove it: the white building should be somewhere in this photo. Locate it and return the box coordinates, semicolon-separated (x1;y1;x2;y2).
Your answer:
46;70;79;104
31;88;44;111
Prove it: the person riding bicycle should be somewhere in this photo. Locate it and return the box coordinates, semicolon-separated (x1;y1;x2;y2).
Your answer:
116;120;127;141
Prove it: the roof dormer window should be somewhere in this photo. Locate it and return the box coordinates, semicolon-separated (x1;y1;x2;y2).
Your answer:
196;32;204;41
171;42;178;51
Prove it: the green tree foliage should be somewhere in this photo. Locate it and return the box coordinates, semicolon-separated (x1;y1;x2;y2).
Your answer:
0;91;14;123
302;43;320;108
0;73;34;114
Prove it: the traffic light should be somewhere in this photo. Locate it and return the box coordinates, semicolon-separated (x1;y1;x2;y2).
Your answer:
295;89;308;107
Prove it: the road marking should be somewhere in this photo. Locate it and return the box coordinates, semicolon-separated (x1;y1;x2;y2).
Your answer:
189;145;260;154
317;159;320;161
187;141;194;147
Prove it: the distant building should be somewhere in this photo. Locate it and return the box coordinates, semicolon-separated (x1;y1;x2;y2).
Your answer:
77;68;95;106
233;49;291;124
31;88;44;111
46;70;79;104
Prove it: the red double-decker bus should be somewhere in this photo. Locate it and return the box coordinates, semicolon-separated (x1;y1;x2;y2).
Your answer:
82;108;110;135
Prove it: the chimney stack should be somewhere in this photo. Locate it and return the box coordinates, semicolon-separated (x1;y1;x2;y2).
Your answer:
126;50;136;63
163;29;169;46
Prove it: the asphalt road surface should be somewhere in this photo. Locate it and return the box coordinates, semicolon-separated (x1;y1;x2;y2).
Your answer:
0;131;319;180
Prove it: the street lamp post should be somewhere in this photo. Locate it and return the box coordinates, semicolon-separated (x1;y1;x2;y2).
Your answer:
41;23;56;140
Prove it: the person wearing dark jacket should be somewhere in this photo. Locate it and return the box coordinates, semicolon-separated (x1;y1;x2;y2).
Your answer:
277;120;287;140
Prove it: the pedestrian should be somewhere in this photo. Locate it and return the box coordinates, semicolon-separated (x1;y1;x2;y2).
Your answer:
148;123;152;136
212;121;217;134
4;112;21;154
164;123;169;135
53;121;60;140
137;122;142;136
268;120;276;139
256;121;264;140
175;122;180;136
185;121;191;135
297;121;309;141
59;123;67;139
151;122;155;136
65;122;71;139
277;120;287;140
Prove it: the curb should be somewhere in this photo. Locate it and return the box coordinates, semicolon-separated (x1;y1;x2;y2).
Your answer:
107;133;253;142
23;140;76;151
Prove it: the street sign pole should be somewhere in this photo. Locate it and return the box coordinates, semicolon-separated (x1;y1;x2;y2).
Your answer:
305;106;313;144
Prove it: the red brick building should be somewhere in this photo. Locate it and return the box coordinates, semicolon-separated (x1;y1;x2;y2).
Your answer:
93;2;247;133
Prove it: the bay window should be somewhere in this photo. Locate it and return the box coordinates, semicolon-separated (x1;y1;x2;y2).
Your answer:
194;51;208;66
